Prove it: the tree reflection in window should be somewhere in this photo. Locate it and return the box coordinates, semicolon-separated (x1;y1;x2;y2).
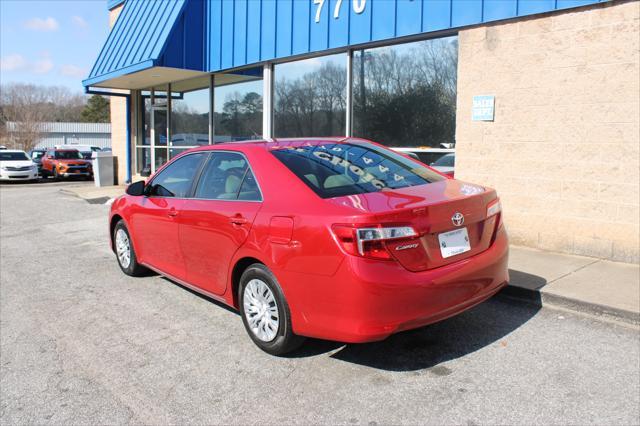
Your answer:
353;36;458;148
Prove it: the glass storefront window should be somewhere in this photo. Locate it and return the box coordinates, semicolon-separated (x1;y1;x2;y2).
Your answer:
171;87;210;148
274;54;347;138
352;36;458;147
214;78;262;142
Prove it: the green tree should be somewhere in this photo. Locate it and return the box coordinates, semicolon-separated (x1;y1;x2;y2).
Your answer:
80;95;110;123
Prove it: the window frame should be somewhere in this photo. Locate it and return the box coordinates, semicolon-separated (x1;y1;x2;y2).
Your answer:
191;150;264;203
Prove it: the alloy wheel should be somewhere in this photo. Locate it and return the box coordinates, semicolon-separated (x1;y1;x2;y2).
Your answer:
115;228;131;269
243;279;280;342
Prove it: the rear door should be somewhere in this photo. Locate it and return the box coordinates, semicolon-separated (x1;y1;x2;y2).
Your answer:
179;151;262;296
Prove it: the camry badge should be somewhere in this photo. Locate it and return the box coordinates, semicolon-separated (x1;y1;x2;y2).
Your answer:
451;212;464;226
396;243;419;251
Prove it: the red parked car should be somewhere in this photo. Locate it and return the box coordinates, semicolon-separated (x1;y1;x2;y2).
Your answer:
110;138;508;355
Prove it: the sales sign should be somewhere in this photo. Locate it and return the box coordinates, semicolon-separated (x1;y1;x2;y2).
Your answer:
472;95;495;121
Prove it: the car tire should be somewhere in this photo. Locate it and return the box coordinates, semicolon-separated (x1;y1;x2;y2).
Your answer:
113;220;147;277
239;264;305;355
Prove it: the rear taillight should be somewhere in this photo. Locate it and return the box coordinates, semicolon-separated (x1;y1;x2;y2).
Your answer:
487;198;502;218
331;225;418;260
487;198;503;244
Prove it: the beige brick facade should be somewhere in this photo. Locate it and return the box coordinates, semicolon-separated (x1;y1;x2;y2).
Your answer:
455;0;640;262
108;4;129;185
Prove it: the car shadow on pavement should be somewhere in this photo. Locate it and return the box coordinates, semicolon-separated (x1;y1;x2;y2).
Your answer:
290;271;544;372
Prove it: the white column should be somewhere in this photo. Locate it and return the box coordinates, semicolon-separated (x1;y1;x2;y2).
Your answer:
262;63;274;139
209;74;215;144
345;50;353;137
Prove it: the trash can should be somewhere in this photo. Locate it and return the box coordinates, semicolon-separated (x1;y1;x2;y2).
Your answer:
93;151;114;187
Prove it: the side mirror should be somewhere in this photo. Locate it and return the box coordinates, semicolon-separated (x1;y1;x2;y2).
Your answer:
140;167;151;177
126;180;146;196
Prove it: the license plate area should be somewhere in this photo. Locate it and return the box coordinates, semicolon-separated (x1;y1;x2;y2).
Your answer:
438;227;471;258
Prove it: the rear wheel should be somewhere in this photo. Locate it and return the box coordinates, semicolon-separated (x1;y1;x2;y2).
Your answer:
113;221;147;276
239;264;304;355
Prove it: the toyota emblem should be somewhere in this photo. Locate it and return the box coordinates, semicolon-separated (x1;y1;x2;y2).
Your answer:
451;212;464;226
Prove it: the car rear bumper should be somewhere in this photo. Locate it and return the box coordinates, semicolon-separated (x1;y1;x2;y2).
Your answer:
283;225;509;343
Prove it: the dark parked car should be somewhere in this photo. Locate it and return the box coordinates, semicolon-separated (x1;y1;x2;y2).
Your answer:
29;149;47;176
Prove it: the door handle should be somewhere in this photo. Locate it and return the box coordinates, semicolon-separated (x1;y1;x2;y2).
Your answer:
229;215;248;225
167;208;178;218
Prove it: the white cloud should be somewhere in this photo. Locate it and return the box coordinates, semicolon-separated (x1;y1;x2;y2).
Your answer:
60;64;87;78
71;15;88;28
0;54;27;71
23;17;59;31
33;51;53;74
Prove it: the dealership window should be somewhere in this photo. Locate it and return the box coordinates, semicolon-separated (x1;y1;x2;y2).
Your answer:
171;78;210;159
214;71;263;142
274;54;347;138
352;36;458;147
137;78;212;174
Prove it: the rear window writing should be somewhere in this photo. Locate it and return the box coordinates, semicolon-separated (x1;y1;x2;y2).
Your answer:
271;142;443;198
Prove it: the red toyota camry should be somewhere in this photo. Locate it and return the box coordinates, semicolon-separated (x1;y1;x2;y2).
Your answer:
109;138;509;355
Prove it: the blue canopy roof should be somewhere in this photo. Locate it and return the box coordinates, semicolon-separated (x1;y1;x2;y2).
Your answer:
85;0;605;89
83;0;203;88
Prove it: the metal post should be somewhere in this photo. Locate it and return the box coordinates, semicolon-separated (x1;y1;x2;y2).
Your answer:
262;63;274;139
346;50;353;137
150;88;156;173
209;74;215;144
167;83;171;160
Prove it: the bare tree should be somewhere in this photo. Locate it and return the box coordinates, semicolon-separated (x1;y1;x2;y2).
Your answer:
0;83;87;151
0;84;49;151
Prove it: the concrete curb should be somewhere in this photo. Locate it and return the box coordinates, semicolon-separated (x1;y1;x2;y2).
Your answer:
499;285;640;326
59;188;115;205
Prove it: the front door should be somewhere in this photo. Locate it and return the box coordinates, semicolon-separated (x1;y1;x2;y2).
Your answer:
130;152;207;280
180;151;263;295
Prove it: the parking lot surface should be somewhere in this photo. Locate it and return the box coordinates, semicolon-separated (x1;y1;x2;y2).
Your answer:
1;182;639;425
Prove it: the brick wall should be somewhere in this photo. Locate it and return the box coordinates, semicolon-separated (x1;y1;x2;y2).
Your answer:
455;0;639;263
108;4;129;185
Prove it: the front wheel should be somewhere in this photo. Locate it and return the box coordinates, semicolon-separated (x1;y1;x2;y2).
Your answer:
239;264;304;355
113;221;147;276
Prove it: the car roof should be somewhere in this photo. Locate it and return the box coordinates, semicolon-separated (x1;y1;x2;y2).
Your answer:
1;150;27;153
187;137;366;153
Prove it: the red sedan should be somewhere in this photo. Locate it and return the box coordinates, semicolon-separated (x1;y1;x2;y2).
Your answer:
109;138;508;355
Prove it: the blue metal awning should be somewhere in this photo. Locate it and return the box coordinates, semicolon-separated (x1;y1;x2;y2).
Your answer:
83;0;206;89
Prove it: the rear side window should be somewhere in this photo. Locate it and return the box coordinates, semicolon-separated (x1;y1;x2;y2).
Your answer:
194;152;261;201
271;142;444;198
147;153;207;198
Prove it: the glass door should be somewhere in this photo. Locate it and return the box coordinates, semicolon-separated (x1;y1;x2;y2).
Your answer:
150;87;169;173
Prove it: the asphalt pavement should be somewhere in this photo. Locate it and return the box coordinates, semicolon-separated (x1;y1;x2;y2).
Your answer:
1;181;639;425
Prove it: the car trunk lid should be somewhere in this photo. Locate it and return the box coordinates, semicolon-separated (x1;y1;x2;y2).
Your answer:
328;180;500;271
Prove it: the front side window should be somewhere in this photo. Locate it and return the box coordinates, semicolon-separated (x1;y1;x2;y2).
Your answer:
194;152;261;201
147;153;207;198
271;142;444;199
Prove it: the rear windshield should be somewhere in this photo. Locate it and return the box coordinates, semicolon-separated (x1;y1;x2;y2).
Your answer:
0;152;29;161
432;153;455;167
271;142;444;199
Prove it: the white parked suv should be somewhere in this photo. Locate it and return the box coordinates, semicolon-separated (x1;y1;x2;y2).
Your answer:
0;150;39;182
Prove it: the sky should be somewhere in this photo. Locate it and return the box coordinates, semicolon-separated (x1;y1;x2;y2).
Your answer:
0;0;110;93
